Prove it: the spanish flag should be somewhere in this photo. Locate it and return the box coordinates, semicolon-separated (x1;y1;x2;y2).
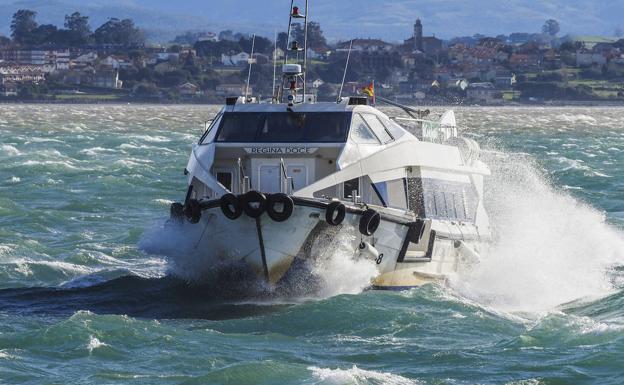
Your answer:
361;82;375;97
361;81;375;104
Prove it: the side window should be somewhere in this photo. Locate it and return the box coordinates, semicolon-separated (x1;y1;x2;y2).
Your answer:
386;179;408;209
372;179;408;209
199;113;222;144
350;114;380;144
381;118;406;140
343;178;360;199
362;114;393;144
216;171;233;191
411;177;478;222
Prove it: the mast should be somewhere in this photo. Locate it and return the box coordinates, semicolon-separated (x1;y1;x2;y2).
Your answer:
245;34;256;101
272;31;278;102
337;39;353;102
302;0;309;100
279;0;309;105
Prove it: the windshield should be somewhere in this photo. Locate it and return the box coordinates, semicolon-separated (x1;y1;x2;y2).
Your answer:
214;112;351;143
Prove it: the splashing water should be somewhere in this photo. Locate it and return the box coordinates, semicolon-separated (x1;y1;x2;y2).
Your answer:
139;219;378;298
306;225;378;297
451;148;624;313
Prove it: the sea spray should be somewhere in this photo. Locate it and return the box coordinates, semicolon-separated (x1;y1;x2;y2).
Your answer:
450;149;624;312
306;223;378;297
139;219;378;297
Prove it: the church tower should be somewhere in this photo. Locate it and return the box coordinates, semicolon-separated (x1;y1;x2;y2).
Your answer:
414;19;423;51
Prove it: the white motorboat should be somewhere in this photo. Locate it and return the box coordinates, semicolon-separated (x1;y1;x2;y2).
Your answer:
167;1;491;289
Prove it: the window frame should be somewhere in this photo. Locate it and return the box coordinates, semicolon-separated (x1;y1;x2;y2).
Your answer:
361;113;395;144
199;112;223;144
214;112;352;143
350;114;381;145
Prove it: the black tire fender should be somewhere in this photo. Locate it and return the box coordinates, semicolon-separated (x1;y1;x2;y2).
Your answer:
359;208;381;236
325;201;346;226
185;199;202;224
266;193;294;222
170;202;184;222
220;193;242;220
240;190;267;218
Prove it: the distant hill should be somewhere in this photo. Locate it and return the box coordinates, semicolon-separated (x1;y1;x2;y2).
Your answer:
0;0;622;43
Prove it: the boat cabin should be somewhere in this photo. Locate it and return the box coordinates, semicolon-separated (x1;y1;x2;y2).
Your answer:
196;99;403;194
188;98;483;225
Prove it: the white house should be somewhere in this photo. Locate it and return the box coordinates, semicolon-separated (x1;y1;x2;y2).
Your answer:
72;52;98;68
467;82;502;104
100;56;121;69
221;52;251;66
312;78;325;88
216;83;250;96
272;47;285;61
576;50;607;67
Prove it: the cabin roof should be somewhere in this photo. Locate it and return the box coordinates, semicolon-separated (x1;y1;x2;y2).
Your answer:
224;101;379;114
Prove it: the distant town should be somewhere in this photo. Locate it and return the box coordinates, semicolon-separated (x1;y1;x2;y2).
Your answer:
1;9;624;104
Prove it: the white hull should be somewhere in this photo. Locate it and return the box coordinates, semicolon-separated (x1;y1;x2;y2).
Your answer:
177;199;482;289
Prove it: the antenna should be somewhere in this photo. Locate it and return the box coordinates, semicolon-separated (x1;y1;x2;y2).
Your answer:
245;34;256;101
337;39;353;102
272;30;278;102
283;0;295;68
302;0;309;100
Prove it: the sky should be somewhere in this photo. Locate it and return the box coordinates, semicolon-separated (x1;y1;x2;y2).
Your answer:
0;0;622;42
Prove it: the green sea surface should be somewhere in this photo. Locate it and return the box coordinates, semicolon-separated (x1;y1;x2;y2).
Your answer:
0;105;623;384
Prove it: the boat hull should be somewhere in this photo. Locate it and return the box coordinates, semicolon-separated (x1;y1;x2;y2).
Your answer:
170;198;480;289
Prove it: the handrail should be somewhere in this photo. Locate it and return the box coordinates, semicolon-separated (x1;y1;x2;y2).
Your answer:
280;157;295;192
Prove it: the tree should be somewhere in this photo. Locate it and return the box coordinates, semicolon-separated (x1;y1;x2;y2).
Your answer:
277;32;289;52
239;35;273;55
10;9;38;45
219;30;236;41
307;22;327;50
542;19;560;36
64;12;91;46
32;24;58;45
290;23;304;45
94;18;144;46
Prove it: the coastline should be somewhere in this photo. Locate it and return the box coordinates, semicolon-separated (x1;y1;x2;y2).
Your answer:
3;99;624;107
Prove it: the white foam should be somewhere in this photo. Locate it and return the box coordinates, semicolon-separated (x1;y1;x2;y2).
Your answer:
451;151;624;313
8;258;94;276
87;336;109;353
309;365;421;385
1;144;20;156
0;350;17;360
307;225;378;297
79;147;118;156
139;220;378;297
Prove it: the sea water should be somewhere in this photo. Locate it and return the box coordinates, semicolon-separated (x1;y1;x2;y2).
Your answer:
0;105;623;384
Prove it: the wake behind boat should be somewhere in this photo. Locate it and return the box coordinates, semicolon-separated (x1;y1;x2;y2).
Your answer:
166;1;491;289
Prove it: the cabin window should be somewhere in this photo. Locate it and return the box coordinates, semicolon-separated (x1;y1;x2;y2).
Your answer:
407;177;477;222
362;114;394;144
350;114;380;144
215;112;351;143
372;179;408;209
216;171;233;191
258;114;306;142
199;113;223;144
381;118;406;140
216;113;262;142
343;178;360;199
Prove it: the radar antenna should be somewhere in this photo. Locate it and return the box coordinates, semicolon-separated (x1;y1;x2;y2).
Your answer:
278;0;310;106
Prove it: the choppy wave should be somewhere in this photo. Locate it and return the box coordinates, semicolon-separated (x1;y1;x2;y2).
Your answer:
451;149;624;313
1;105;624;384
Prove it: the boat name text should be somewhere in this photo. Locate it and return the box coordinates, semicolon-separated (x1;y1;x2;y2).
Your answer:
244;147;318;154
